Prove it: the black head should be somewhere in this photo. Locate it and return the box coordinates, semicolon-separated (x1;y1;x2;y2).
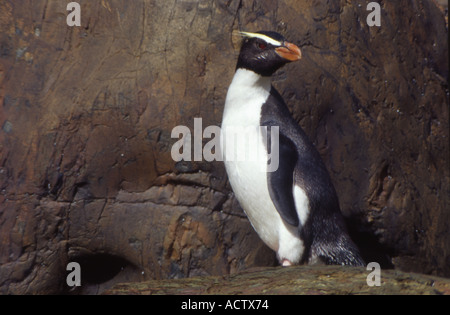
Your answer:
236;31;302;77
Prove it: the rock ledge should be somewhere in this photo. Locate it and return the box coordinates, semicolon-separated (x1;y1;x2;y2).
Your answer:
104;266;450;295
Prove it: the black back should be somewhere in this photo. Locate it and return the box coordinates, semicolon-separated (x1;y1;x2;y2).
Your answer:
261;87;365;266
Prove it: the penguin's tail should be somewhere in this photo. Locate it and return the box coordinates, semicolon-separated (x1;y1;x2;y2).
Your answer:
310;234;365;267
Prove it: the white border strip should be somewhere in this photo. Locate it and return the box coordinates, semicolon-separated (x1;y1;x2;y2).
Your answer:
239;31;283;47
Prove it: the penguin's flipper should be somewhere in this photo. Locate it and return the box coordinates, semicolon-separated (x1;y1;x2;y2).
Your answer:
266;132;300;227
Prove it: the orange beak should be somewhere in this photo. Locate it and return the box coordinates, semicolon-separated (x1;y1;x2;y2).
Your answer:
275;42;302;62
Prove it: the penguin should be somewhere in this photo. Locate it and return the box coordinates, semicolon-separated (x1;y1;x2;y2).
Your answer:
221;31;364;266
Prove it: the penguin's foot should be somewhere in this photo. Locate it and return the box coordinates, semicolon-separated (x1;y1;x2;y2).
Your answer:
281;259;293;267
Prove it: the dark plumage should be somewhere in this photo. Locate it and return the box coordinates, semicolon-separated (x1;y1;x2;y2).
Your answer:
236;31;294;76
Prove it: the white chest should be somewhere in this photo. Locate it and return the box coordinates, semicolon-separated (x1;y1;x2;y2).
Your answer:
220;69;309;264
221;69;281;250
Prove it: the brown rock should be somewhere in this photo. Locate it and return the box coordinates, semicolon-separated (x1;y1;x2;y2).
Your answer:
0;0;448;294
104;265;450;295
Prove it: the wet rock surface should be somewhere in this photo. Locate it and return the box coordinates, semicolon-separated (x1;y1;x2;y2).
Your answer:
0;1;448;294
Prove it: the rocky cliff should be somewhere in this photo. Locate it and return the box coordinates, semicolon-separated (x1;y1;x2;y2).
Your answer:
0;0;448;294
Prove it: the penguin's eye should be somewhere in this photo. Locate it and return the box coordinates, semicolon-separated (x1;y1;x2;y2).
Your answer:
258;42;267;50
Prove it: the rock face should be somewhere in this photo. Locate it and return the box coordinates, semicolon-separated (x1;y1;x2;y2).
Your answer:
0;1;448;294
